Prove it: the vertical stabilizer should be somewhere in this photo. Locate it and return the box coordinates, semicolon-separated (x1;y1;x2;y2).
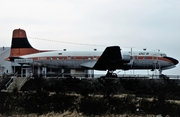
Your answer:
8;29;40;60
11;29;33;48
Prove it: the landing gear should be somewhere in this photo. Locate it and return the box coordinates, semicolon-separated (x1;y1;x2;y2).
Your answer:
152;61;169;79
151;69;162;79
105;70;117;78
151;68;169;79
158;69;169;79
158;69;162;75
100;70;118;78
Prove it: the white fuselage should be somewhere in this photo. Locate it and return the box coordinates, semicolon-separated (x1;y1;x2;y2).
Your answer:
19;50;175;71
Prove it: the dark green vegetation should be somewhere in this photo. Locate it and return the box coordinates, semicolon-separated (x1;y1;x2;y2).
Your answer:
1;77;180;116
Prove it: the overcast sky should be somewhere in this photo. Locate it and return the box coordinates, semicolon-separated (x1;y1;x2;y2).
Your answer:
0;0;179;75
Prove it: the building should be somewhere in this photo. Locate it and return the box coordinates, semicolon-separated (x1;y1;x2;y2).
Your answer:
0;46;94;78
0;47;13;77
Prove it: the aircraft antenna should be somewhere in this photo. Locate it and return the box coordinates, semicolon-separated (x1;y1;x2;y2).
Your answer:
28;37;106;47
28;37;148;49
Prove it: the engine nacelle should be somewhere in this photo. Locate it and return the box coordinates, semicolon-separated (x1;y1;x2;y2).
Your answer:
121;55;131;63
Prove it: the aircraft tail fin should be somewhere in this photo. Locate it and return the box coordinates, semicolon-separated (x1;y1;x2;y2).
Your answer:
7;29;46;61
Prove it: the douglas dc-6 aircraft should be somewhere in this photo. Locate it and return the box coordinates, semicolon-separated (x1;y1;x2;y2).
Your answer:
6;29;178;77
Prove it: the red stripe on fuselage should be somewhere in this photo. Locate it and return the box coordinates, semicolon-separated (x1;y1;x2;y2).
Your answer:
26;56;173;64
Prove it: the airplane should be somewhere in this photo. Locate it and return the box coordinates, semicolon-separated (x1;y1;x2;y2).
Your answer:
6;28;179;77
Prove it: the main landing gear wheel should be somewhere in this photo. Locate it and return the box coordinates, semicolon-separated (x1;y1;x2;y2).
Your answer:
100;70;118;79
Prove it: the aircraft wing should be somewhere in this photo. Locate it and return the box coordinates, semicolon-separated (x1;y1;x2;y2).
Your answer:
93;46;122;70
81;46;122;70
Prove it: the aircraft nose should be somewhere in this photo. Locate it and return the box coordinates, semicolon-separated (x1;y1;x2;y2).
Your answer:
165;57;179;65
